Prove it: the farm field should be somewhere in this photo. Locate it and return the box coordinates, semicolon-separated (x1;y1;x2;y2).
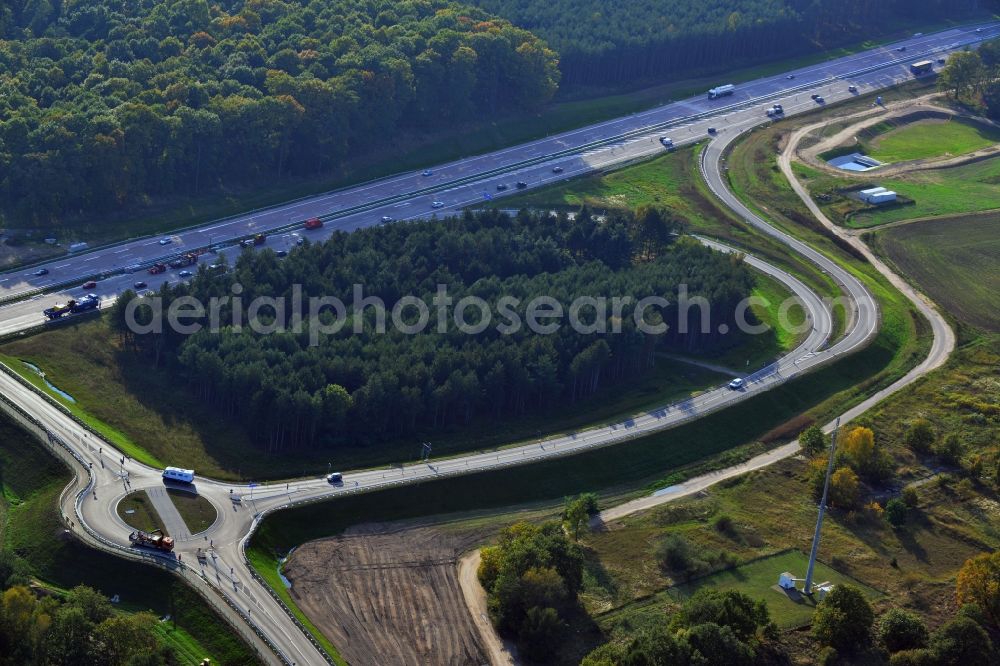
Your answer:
867;118;1000;163
283;524;489;666
872;212;1000;331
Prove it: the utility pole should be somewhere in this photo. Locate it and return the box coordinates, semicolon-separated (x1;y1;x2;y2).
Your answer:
804;418;839;595
421;442;432;462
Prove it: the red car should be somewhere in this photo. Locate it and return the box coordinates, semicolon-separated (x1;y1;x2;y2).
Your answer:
81;281;97;289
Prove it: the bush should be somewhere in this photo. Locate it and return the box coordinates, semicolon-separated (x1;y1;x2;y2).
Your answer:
927;617;993;666
884;498;907;527
935;433;964;465
889;648;936;666
829;467;861;509
518;606;563;662
812;585;874;653
902;486;919;508
712;514;739;539
902;419;935;454
654;534;699;576
877;608;928;653
956;551;1000;628
673;588;771;642
800;425;827;455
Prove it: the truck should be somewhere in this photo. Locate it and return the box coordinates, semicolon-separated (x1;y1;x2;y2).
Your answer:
68;242;89;253
129;529;175;552
168;253;198;269
304;217;323;230
43;294;99;320
708;84;735;100
240;233;266;248
910;60;933;76
148;263;167;275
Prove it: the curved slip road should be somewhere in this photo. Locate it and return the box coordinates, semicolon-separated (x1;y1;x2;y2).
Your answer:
0;23;978;666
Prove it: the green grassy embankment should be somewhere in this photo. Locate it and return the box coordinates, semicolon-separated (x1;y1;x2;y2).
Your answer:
866;117;1000;163
0;415;260;666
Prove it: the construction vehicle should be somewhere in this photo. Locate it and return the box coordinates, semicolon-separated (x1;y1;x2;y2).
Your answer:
168;253;198;269
707;84;735;99
148;263;167;275
43;294;99;320
304;217;323;230
129;529;175;552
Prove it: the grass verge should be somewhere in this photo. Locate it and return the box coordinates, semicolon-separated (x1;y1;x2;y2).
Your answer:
117;491;166;534
244;546;346;665
0;317;744;480
167;489;218;535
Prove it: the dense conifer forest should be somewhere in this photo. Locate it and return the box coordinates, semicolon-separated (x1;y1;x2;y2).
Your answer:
112;209;759;452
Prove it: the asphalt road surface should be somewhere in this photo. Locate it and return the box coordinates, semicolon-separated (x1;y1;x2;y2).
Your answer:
0;22;985;666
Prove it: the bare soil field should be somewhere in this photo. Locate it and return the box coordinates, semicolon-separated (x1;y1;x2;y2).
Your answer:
283;523;490;666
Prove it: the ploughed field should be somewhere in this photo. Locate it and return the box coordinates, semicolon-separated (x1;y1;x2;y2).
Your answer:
283;524;488;666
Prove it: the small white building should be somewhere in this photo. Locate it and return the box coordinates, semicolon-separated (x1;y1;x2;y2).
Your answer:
778;572;798;590
859;187;897;205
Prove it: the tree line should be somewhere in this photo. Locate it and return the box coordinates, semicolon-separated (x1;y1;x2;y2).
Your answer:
0;0;558;226
111;208;759;453
0;554;175;666
467;0;990;87
938;37;1000;118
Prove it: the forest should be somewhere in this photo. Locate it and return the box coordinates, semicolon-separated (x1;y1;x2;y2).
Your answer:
0;0;558;225
468;0;992;86
110;208;759;452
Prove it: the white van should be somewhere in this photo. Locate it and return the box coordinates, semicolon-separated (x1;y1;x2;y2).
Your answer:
163;467;195;483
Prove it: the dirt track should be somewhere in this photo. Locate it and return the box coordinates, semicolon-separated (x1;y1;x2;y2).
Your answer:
284;524;489;666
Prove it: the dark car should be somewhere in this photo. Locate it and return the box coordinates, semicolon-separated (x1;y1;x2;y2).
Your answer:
707;127;717;135
552;166;563;173
516;181;528;189
133;281;147;289
810;93;820;100
327;472;343;485
496;183;508;191
33;268;49;276
275;250;288;258
82;281;97;289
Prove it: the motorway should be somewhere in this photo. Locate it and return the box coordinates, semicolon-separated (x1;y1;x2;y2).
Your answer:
0;22;988;666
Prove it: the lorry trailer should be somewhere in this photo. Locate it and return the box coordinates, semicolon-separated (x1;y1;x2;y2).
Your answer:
707;84;735;99
43;293;99;319
129;529;175;552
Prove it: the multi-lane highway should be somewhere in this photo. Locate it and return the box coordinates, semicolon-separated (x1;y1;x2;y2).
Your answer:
0;22;987;666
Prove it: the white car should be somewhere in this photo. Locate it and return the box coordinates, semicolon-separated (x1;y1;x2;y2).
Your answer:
728;378;745;390
431;201;445;209
421;170;433;177
178;270;193;278
158;238;172;246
